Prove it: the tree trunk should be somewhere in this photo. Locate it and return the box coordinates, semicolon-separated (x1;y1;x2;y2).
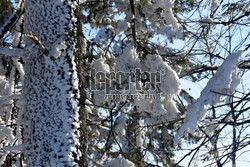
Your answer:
22;0;81;166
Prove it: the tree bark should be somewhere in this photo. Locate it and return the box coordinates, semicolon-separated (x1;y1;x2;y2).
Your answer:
22;0;81;166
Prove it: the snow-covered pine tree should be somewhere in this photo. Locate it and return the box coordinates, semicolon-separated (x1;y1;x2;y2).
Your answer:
0;0;82;166
21;0;81;166
0;0;249;166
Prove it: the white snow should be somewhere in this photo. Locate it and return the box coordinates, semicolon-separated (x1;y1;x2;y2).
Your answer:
204;120;220;136
176;51;243;142
0;94;21;101
0;47;29;58
92;57;110;73
211;0;220;12
114;112;128;136
115;20;130;35
49;36;67;59
155;0;180;28
105;157;135;167
136;130;144;147
116;43;141;74
143;54;181;97
13;59;25;81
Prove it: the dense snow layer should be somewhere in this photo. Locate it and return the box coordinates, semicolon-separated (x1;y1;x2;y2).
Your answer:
176;51;242;142
156;0;180;28
115;43;141;74
49;36;67;59
92;57;110;73
113;0;182;40
144;54;181;119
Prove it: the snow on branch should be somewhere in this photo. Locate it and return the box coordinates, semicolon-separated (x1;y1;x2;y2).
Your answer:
13;59;25;81
2;144;25;152
0;47;29;58
0;94;22;101
175;51;243;143
105;157;135;167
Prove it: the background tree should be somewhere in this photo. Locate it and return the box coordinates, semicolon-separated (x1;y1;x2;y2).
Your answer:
173;0;250;166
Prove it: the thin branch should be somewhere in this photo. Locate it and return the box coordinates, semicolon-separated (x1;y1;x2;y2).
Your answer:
0;94;22;101
213;11;250;26
130;0;136;45
0;47;29;58
25;33;48;55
